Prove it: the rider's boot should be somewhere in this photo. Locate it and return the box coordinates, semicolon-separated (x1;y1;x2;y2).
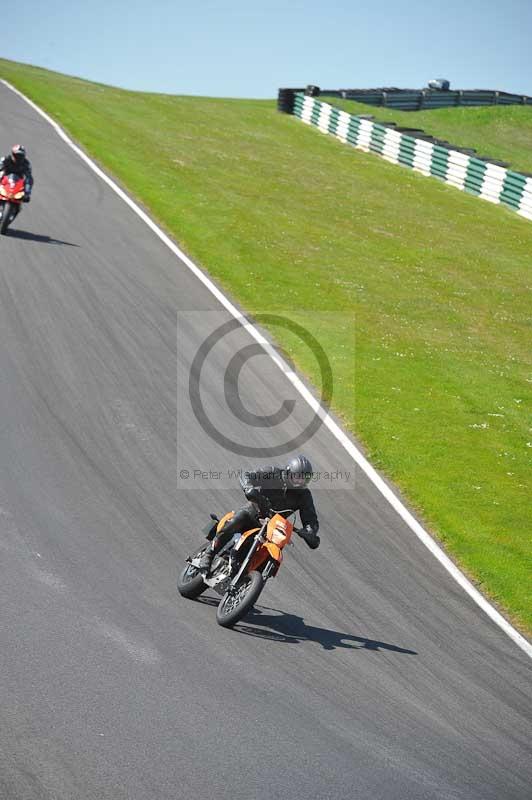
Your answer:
199;544;215;573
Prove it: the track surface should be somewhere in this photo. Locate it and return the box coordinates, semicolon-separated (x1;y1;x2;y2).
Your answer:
0;84;530;800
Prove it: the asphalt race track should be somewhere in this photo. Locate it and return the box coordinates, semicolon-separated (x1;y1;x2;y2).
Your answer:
0;83;530;800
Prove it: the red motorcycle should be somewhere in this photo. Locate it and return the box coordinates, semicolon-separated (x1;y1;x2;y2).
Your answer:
0;173;26;234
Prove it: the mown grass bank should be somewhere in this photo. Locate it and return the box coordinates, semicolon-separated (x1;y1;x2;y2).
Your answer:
322;96;532;175
1;59;530;633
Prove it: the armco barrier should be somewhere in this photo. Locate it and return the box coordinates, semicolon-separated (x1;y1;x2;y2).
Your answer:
319;87;532;111
283;92;532;221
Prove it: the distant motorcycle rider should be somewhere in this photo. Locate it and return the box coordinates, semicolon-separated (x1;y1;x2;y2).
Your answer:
199;454;320;572
0;144;33;221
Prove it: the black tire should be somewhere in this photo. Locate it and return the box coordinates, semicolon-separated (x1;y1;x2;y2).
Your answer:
177;548;208;599
0;202;13;235
216;570;264;628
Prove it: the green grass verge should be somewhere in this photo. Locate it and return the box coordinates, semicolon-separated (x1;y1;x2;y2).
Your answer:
322;96;532;175
1;59;530;634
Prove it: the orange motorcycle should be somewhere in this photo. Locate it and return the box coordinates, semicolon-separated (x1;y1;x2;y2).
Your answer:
177;508;300;628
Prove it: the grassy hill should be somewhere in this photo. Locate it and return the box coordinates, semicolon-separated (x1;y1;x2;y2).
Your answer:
321;96;532;174
1;59;530;633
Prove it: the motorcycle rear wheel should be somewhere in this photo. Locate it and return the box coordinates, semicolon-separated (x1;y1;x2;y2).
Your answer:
216;570;264;628
0;202;13;235
177;548;208;599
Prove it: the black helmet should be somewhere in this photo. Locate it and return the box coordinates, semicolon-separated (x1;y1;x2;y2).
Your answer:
12;144;26;160
285;454;313;489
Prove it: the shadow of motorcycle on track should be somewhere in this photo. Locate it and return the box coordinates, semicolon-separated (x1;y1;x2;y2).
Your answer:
4;228;79;246
195;597;417;655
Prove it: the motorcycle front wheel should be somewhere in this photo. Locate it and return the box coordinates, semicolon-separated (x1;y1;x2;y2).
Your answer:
0;202;13;235
216;570;264;628
177;548;208;599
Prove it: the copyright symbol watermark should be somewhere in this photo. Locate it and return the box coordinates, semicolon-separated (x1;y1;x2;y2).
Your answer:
184;313;333;459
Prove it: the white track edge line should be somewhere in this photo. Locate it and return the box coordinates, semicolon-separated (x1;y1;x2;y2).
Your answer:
4;78;530;659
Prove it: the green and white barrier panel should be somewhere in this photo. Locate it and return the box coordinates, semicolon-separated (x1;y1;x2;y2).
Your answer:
291;93;532;221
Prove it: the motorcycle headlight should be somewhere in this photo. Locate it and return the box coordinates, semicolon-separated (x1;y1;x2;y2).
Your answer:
0;187;6;196
270;530;287;546
14;192;25;199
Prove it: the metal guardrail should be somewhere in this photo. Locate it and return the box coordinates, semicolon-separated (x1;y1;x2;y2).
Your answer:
307;85;532;111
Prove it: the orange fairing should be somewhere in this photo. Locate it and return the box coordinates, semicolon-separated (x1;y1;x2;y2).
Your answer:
248;515;293;572
249;542;280;572
266;514;294;548
216;511;235;533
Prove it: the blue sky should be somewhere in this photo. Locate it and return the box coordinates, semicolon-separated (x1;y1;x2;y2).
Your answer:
5;0;532;98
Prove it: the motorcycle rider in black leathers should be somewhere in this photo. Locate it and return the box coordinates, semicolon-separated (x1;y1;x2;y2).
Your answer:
199;455;320;572
0;144;33;223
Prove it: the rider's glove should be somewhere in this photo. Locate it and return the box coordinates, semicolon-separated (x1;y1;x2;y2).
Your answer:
301;525;320;550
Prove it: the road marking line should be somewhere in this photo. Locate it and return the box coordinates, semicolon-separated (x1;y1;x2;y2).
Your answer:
4;78;530;659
